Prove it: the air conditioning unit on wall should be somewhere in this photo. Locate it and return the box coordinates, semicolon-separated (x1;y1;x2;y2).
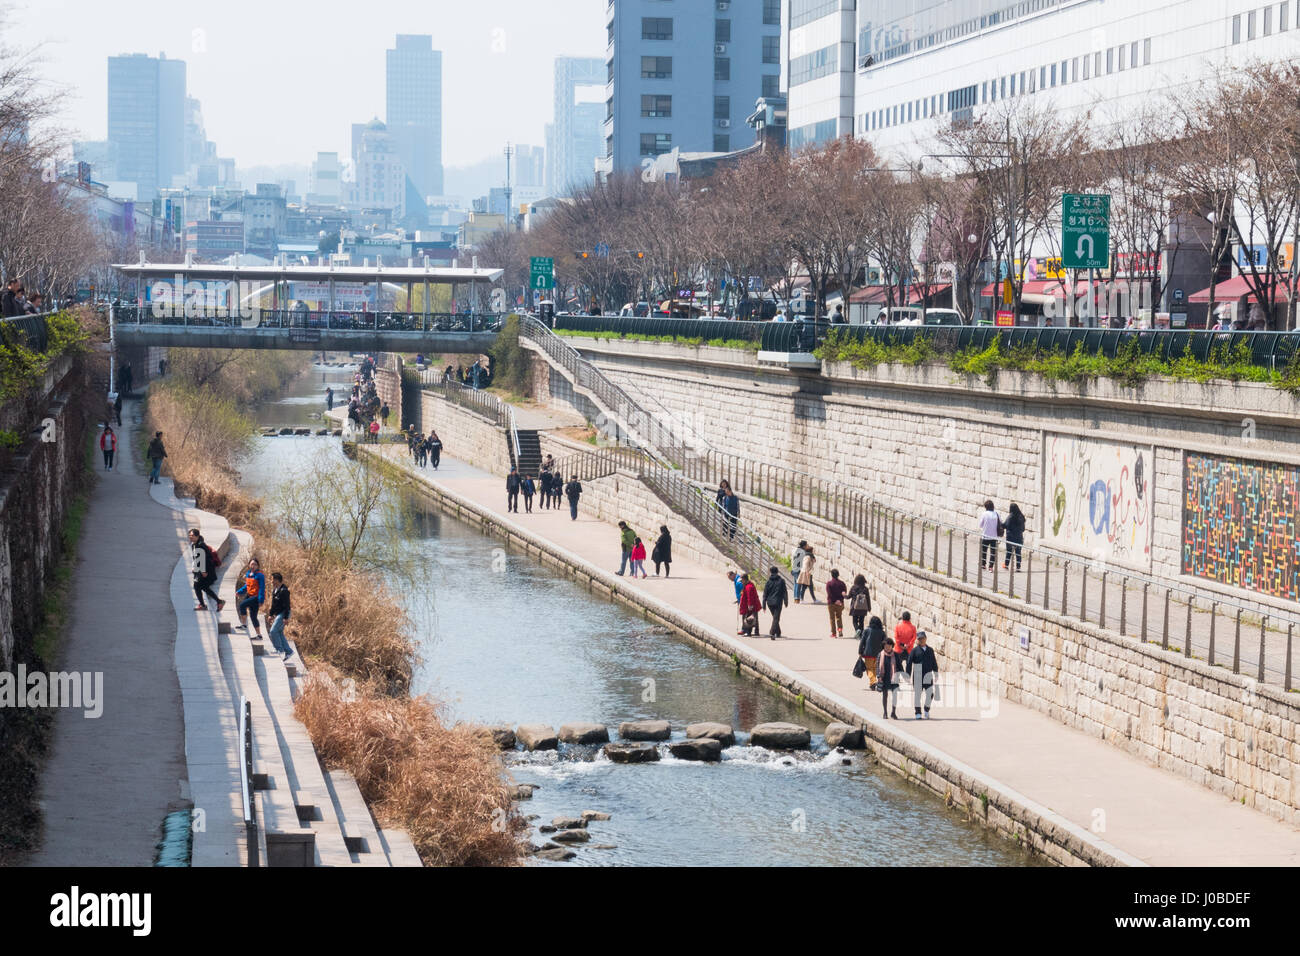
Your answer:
718;118;731;128
715;44;727;54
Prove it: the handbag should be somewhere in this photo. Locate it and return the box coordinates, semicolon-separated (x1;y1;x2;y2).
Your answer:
852;657;866;679
742;612;758;629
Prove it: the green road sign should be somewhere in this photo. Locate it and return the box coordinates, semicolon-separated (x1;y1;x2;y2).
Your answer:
530;256;554;290
1062;193;1110;269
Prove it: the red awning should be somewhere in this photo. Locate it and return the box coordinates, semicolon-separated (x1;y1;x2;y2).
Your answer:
850;284;950;304
1187;274;1295;303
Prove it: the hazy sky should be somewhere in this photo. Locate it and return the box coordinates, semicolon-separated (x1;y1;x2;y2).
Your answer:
6;0;606;169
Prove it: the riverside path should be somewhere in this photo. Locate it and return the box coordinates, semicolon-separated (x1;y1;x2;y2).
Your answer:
364;443;1300;867
30;396;189;865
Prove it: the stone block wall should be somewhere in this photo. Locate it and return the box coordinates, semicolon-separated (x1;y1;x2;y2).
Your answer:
375;354;402;430
419;391;512;478
547;337;1300;617
725;485;1300;826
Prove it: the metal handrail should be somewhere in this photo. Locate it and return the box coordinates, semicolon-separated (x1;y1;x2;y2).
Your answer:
520;316;692;468
115;305;507;334
238;694;258;867
0;309;55;352
417;372;521;466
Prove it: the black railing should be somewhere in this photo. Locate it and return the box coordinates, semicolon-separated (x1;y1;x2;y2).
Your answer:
0;310;53;352
115;305;506;334
554;314;770;345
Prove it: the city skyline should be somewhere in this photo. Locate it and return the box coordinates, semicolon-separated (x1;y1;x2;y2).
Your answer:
6;0;606;171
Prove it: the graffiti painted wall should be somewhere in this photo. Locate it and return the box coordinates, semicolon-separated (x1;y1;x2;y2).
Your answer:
1183;454;1300;601
1042;434;1152;568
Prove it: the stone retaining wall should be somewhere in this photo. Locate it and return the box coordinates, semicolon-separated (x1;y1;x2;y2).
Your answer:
419;390;513;477
534;337;1300;619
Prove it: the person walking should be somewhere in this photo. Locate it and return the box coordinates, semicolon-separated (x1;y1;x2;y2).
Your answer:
235;557;267;640
1002;503;1027;571
267;572;293;660
651;525;672;577
427;431;442;469
521;473;536;513
762;566;789;640
188;529;224;611
721;485;740;540
380;403;390;429
326;386;334;411
113;391;123;426
565;475;582;519
506;467;521;513
859;615;887;686
538;468;552;510
630;537;648;578
906;631;939;718
617;521;636;575
848;573;872;633
121;363;133;396
738;572;762;635
727;570;744;604
797;546;818;604
877;637;902;719
367;419;380;444
894;611;918;662
825;568;847;639
99;423;117;471
146;431;167;484
978;500;1002;570
791;540;807;603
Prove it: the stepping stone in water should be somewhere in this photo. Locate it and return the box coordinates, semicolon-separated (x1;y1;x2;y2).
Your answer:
685;722;735;747
603;742;660;764
748;722;811;750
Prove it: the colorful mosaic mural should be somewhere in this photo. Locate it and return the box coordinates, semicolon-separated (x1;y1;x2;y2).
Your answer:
1183;454;1300;601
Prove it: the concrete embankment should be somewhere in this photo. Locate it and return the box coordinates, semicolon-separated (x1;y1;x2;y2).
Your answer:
358;444;1152;867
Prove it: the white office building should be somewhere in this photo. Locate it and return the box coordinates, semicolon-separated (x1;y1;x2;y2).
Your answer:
783;0;857;150
850;0;1300;159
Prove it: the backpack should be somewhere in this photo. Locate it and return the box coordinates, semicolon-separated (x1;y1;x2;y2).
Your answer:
244;572;260;599
207;545;222;570
850;590;870;612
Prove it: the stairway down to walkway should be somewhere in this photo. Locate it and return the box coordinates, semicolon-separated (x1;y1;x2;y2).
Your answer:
513;428;542;477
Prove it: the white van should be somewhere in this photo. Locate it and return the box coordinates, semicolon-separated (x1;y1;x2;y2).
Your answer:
884;307;965;326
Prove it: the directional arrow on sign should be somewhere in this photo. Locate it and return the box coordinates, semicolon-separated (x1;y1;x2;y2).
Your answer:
1076;234;1094;262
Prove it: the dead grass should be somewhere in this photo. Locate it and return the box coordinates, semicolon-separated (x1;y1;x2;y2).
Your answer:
295;667;527;866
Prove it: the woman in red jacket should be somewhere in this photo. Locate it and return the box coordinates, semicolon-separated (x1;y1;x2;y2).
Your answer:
99;423;117;471
737;572;761;636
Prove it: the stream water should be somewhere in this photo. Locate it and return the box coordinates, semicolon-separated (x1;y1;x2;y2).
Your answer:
237;362;1042;867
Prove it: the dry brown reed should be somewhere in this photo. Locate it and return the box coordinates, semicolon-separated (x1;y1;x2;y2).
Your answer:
295;667;526;867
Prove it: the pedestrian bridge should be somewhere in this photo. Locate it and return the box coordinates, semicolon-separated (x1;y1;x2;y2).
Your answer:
112;259;506;351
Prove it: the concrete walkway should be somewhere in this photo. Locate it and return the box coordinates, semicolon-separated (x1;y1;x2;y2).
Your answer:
371;444;1300;866
30;397;189;866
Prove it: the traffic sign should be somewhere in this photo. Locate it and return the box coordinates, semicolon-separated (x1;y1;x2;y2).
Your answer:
1062;193;1110;270
530;256;554;290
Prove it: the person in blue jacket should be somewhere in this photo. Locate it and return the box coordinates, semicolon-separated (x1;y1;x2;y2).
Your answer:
235;558;267;640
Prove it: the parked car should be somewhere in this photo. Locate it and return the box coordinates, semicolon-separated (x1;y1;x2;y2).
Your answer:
884;306;965;326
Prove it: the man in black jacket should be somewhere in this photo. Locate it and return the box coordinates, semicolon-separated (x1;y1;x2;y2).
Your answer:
762;566;789;640
267;572;293;659
906;631;939;719
505;467;521;513
564;476;582;520
1;278;20;317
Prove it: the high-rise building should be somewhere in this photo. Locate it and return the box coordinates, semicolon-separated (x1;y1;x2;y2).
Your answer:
107;53;187;200
354;119;406;221
308;152;342;205
599;0;783;176
549;57;606;194
514;144;546;189
784;0;856;150
386;34;443;212
851;0;1299;157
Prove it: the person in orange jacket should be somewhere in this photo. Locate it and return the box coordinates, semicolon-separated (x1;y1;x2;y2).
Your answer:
894;611;918;661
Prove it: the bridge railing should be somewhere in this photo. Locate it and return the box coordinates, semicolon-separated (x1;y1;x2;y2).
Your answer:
115;305;506;334
0;311;53;352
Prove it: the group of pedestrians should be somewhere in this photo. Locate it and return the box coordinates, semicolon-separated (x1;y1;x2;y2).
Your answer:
977;500;1027;571
615;521;673;578
405;426;442;468
442;359;490;389
734;566;791;640
187;529;295;659
505;455;585;520
854;610;936;719
344;356;384;440
1;277;45;316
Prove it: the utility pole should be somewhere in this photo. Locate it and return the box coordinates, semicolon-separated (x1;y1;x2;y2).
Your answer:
503;142;514;232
